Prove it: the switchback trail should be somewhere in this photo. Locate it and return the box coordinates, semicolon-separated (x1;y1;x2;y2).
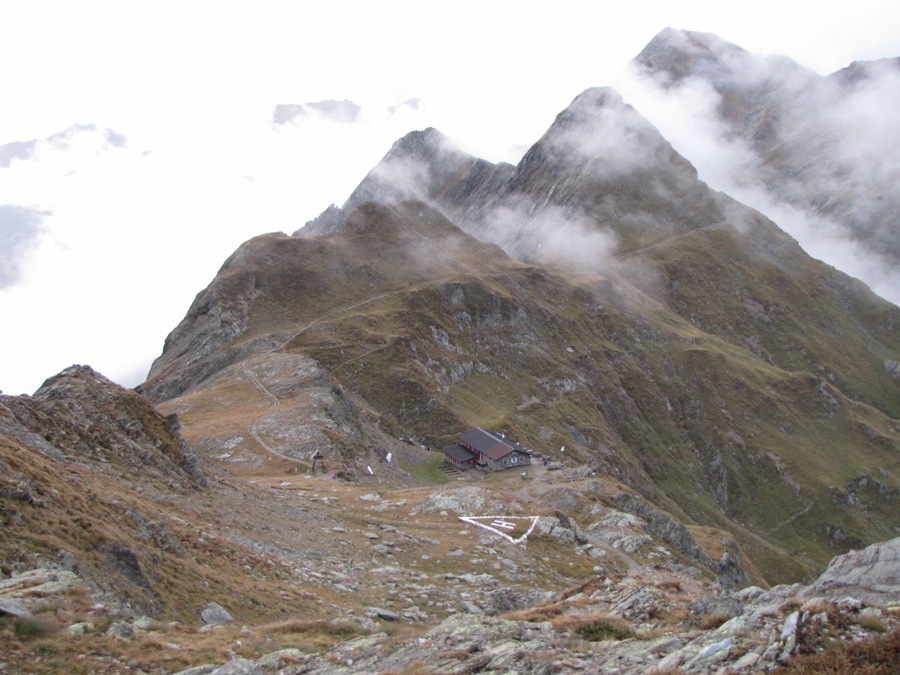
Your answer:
615;223;725;260
242;365;311;469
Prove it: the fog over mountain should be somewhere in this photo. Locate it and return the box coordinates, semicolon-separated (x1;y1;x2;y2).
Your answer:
1;12;898;398
2;15;900;673
618;28;900;304
0;205;48;289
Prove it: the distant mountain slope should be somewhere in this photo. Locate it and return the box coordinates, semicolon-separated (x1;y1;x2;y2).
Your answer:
630;27;900;302
146;78;899;584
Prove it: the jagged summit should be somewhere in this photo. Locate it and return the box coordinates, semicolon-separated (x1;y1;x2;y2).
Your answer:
303;85;728;266
828;55;900;86
634;27;748;81
634;27;816;88
146;200;522;401
299;127;514;237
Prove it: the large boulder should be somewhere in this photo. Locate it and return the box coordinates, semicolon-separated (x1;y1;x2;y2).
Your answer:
802;536;900;606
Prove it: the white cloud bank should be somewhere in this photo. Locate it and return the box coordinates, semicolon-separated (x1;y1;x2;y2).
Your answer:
0;1;898;395
614;55;900;305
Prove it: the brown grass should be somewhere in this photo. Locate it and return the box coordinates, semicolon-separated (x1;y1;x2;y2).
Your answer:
636;626;684;640
693;613;732;630
381;662;434;675
260;617;370;649
503;602;568;622
2;616;61;639
856;615;887;634
655;579;683;593
777;627;900;674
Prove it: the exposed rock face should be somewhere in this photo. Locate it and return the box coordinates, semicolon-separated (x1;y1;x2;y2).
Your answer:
200;601;235;625
0;365;207;616
803;536;900;606
300;127;514;238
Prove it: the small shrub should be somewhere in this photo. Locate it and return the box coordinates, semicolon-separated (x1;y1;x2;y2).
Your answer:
575;619;634;642
11;616;60;639
440;649;473;660
696;613;732;630
781;597;803;613
504;603;566;622
65;585;90;600
266;618;367;640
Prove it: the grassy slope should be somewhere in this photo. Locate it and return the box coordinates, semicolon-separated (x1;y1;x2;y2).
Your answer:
147;200;899;585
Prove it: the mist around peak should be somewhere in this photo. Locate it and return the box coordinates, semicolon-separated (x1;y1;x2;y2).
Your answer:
620;29;900;304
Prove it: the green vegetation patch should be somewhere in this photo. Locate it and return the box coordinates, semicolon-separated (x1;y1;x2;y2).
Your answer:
574;619;634;641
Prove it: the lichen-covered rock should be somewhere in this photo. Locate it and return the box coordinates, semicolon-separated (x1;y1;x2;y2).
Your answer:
106;621;135;640
200;602;234;625
67;621;95;637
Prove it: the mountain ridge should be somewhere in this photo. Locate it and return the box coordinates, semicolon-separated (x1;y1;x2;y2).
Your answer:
2;27;899;673
143;59;900;589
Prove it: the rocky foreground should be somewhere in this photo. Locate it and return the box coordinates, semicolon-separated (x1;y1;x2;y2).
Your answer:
2;537;897;673
1;365;897;673
174;537;900;673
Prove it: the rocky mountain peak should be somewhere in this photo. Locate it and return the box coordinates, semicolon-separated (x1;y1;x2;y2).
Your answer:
828;55;900;88
634;27;816;95
299;127;515;238
1;363;203;486
343;127;466;207
634;27;749;83
512;85;683;182
34;364;118;400
300;127;482;236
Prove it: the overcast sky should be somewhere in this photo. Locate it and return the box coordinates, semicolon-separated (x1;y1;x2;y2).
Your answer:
2;1;899;396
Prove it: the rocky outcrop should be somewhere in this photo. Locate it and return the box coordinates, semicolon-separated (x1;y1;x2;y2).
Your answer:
0;365;203;484
802;536;900;606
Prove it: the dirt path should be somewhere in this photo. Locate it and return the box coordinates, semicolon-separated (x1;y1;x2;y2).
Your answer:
768;500;817;535
615;223;724;260
242;365;311;468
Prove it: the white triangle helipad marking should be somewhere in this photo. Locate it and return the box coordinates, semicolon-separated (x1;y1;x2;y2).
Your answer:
458;515;540;544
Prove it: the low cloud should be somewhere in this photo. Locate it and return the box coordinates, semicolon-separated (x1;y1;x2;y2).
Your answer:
358;152;431;204
0;140;37;167
545;88;672;179
0;98;435;395
616;57;900;305
0;124;126;169
482;202;619;272
388;98;421;114
0;205;49;289
273;99;362;125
